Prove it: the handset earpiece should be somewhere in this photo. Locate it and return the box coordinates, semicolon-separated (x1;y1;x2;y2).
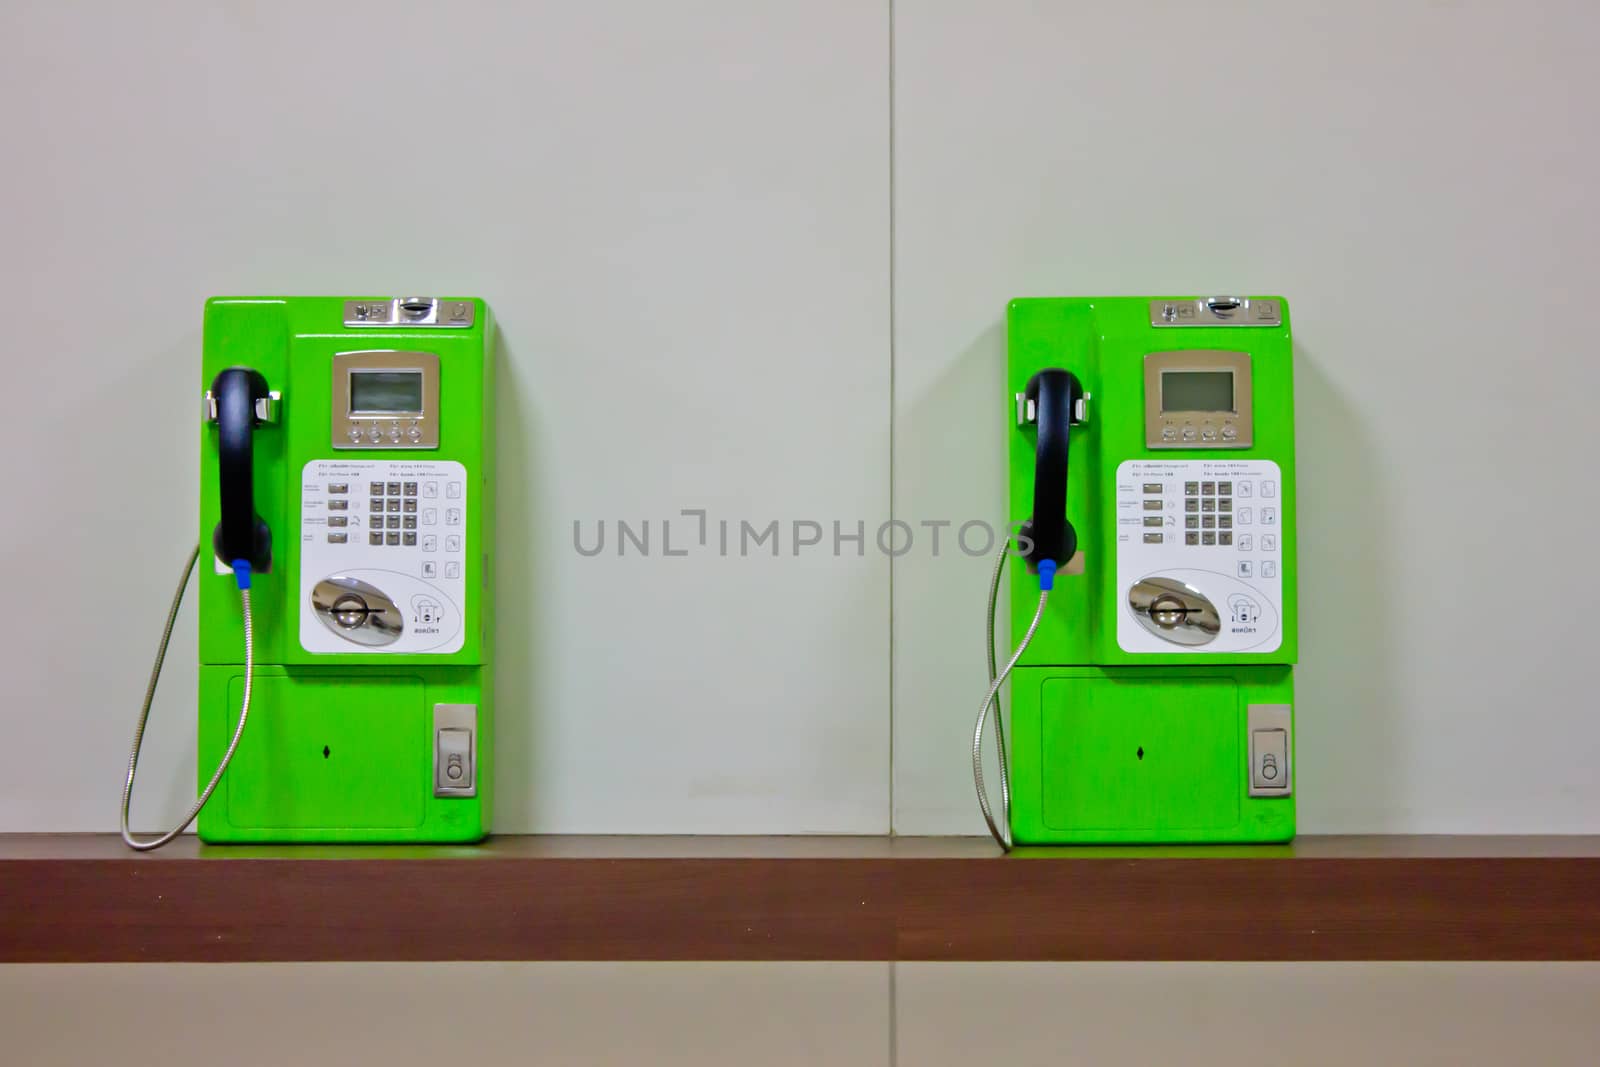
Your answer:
1019;368;1086;573
208;366;274;573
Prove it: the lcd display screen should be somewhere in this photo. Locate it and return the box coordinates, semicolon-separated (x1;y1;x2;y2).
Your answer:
1161;370;1233;412
350;370;423;413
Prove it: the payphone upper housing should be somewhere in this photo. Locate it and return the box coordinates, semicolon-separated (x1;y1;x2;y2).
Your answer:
1005;296;1296;844
197;296;494;843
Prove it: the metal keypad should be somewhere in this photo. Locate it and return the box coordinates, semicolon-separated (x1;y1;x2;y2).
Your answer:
1140;478;1238;552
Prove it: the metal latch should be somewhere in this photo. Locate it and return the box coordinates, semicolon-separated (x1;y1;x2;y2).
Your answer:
203;390;281;424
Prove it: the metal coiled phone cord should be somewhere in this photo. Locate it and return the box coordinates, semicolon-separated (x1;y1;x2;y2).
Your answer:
973;541;1050;852
120;545;257;851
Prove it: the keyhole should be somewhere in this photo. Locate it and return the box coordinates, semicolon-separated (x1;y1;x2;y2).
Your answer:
1136;747;1144;760
323;745;331;759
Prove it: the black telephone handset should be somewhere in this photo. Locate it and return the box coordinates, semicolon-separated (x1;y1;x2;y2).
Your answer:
1020;368;1085;573
210;366;273;573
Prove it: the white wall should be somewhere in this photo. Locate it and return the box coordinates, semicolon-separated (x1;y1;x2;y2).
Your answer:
891;0;1600;833
2;0;1598;836
0;1;890;834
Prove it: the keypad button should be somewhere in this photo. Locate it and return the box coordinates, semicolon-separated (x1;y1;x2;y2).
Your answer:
1217;481;1232;494
1185;482;1199;496
1185;516;1199;530
1143;516;1162;528
1201;482;1216;495
387;499;402;512
1220;532;1233;546
1142;500;1163;512
328;499;348;511
1185;532;1199;545
1142;483;1163;494
1219;498;1232;512
327;532;348;543
404;482;419;496
403;532;417;546
369;532;383;545
386;532;400;546
404;516;417;530
1185;499;1199;513
1201;498;1216;512
328;516;348;528
1202;515;1216;529
328;483;348;494
1143;532;1163;544
1202;531;1217;545
403;499;417;513
386;516;401;529
1219;516;1233;529
370;497;384;512
386;482;401;495
369;482;384;495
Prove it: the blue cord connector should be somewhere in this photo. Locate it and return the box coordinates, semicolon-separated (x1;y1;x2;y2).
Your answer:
1037;558;1058;591
231;559;252;590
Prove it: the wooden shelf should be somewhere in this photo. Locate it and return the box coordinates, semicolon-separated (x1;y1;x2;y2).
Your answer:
4;835;1597;962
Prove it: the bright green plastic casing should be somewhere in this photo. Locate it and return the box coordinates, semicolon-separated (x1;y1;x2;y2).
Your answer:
1007;296;1296;844
197;297;495;843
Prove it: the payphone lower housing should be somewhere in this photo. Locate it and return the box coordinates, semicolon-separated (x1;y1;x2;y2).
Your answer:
1007;667;1292;844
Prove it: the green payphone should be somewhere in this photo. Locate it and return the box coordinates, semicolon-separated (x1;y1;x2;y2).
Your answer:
974;295;1295;847
121;296;495;847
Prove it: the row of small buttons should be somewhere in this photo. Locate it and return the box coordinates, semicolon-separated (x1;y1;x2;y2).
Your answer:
348;421;423;445
1187;479;1276;499
1160;424;1238;443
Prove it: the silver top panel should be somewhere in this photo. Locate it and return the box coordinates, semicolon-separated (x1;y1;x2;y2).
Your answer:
1150;296;1281;327
344;297;475;328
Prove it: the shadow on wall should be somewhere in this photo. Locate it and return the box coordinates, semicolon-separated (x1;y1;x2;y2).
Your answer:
892;319;1008;831
490;332;547;835
1293;342;1399;832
